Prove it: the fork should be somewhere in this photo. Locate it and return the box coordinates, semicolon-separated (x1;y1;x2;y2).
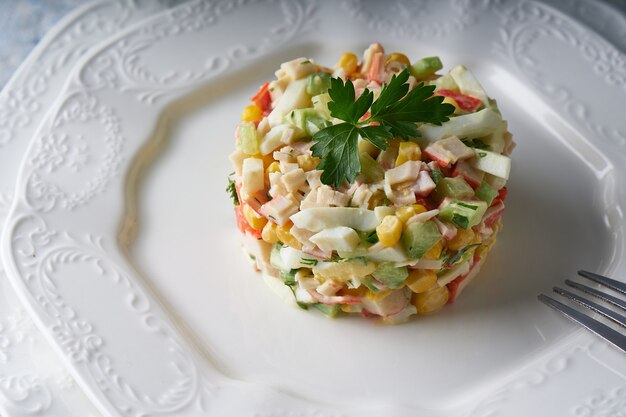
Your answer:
538;270;626;353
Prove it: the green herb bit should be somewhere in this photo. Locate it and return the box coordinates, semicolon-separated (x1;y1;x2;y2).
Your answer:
464;138;490;150
226;174;239;206
301;258;318;266
311;69;455;187
430;170;443;185
445;243;481;267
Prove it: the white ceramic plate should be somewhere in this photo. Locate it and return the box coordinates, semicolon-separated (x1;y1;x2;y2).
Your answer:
2;1;626;416
0;2;172;416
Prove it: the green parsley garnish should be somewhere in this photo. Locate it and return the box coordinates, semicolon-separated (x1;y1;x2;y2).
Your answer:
311;69;455;187
226;174;239;206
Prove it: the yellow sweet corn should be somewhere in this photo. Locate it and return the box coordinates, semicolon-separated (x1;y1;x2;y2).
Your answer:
395;141;422;166
296;154;320;171
385;52;410;67
413;285;449;314
243;204;267;231
276;222;303;250
261;221;279;244
447;228;475;251
241;104;262;122
395;204;427;223
337;52;358;74
266;161;280;174
395;206;415;223
376;215;402;247
423;239;443;260
406;269;437;293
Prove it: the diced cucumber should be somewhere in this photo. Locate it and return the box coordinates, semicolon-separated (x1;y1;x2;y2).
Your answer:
432;74;459;91
287;108;331;136
418;108;502;142
372;262;408;289
475;180;498;205
485;173;507;190
437;200;488;229
410;56;443;79
313;303;341;317
306;72;331;96
359;152;384;183
312;93;331;118
237;122;259;155
470;149;511;180
402;220;442;259
433;177;474;203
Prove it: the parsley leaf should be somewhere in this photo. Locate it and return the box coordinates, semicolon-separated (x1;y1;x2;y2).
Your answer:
226;174;239;206
311;68;455;187
311;123;361;187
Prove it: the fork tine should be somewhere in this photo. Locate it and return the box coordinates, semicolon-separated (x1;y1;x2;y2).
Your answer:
554;287;626;328
565;279;626;311
538;294;626;353
578;270;626;296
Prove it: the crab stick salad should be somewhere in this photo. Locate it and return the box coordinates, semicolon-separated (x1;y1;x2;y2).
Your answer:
227;43;514;323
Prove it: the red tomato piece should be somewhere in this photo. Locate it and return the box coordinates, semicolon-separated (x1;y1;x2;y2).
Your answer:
250;81;272;112
435;89;483;112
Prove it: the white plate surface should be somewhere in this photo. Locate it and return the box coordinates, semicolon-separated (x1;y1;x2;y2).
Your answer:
0;2;172;416
2;1;626;416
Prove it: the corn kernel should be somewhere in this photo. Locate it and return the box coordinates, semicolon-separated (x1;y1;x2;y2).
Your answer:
424;239;443;260
337;52;358;74
296;154;320;171
276;222;303;250
241;104;262;122
366;289;391;301
413;285;449;314
406;269;437;293
376;215;402;247
243;204;267;231
266;161;280;174
261;221;279;244
395;204;427;224
386;52;410;67
442;97;462;115
447;228;475;251
396;206;415;223
395;141;422;166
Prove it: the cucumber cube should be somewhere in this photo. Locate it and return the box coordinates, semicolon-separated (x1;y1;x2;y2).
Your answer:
402;220;442;259
372;262;409;289
437;200;488;229
432;176;474;203
306;72;331;96
359;152;384;183
475;180;498;205
238;122;259;155
410;56;443;79
288;108;330;136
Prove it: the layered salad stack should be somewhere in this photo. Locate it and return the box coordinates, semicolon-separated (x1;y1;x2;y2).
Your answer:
228;43;514;323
